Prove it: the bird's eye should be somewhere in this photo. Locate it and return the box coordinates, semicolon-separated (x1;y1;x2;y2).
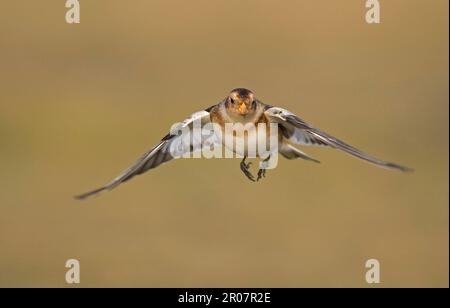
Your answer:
230;98;235;104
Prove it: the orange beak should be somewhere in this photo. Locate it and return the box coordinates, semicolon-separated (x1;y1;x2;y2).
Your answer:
238;102;248;114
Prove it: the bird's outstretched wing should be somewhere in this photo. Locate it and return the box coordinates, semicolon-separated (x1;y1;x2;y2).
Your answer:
75;108;216;200
264;106;413;172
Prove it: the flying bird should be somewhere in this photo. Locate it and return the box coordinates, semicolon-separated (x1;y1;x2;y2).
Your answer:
75;88;412;199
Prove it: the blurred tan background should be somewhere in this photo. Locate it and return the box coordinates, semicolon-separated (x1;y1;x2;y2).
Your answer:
0;0;448;288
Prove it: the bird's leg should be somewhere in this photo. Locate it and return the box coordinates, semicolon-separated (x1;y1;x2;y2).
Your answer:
257;169;266;181
257;156;270;181
240;156;256;182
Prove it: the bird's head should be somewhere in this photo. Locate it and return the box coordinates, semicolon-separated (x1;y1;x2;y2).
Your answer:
226;88;256;116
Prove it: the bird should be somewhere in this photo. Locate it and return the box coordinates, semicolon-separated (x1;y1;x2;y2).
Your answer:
75;88;412;199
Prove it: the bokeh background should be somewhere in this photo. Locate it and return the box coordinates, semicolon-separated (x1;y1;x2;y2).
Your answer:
0;0;448;288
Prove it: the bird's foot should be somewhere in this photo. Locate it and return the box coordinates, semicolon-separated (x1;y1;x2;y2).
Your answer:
257;168;266;182
240;159;256;182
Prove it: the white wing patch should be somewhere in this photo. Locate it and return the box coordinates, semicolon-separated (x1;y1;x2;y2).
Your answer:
265;107;326;146
75;109;216;199
264;106;412;172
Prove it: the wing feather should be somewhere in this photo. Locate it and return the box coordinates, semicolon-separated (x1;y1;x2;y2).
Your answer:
265;107;412;172
75;109;214;199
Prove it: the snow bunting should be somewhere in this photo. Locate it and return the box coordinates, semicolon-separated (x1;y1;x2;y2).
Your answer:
75;88;412;199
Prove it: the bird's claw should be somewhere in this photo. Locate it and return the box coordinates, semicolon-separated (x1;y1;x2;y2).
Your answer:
257;168;266;181
240;160;256;182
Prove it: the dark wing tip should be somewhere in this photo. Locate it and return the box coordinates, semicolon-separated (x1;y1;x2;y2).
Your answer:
74;186;109;200
386;163;414;173
311;158;321;164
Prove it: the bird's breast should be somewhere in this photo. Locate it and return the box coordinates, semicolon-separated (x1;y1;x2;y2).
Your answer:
219;124;279;158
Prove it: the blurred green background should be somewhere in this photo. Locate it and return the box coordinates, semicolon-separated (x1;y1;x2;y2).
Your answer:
0;0;448;287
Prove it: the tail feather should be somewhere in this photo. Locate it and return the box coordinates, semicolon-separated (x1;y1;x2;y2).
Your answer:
280;143;320;163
